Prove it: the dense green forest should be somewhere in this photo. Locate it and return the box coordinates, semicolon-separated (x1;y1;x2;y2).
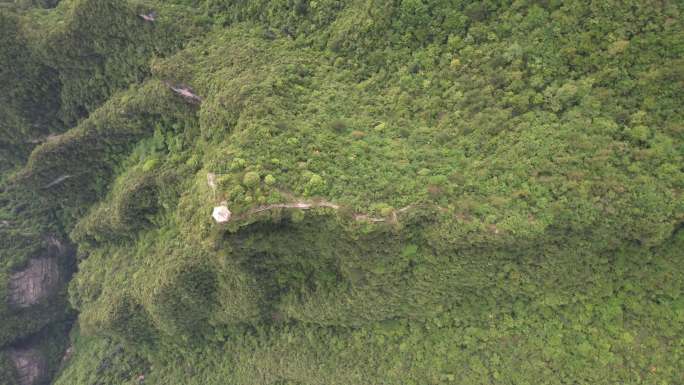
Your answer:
0;0;682;384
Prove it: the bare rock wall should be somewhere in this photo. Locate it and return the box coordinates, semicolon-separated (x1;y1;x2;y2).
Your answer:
8;346;47;385
8;258;60;308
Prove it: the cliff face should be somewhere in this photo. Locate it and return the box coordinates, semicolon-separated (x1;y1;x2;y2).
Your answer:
7;236;67;311
8;258;60;309
0;234;73;385
8;346;47;385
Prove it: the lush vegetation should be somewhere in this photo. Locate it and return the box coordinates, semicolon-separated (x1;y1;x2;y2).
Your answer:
0;0;682;384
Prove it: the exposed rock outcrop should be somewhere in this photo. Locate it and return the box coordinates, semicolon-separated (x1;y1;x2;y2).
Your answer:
8;346;48;385
7;235;71;308
8;258;60;308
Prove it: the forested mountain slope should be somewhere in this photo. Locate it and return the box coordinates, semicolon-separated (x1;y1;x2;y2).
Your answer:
0;1;682;384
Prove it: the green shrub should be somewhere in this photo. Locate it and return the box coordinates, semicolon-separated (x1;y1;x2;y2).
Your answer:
242;171;261;188
264;174;276;186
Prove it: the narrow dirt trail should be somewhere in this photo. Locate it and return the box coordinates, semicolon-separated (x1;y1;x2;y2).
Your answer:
236;199;441;224
208;174;446;225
